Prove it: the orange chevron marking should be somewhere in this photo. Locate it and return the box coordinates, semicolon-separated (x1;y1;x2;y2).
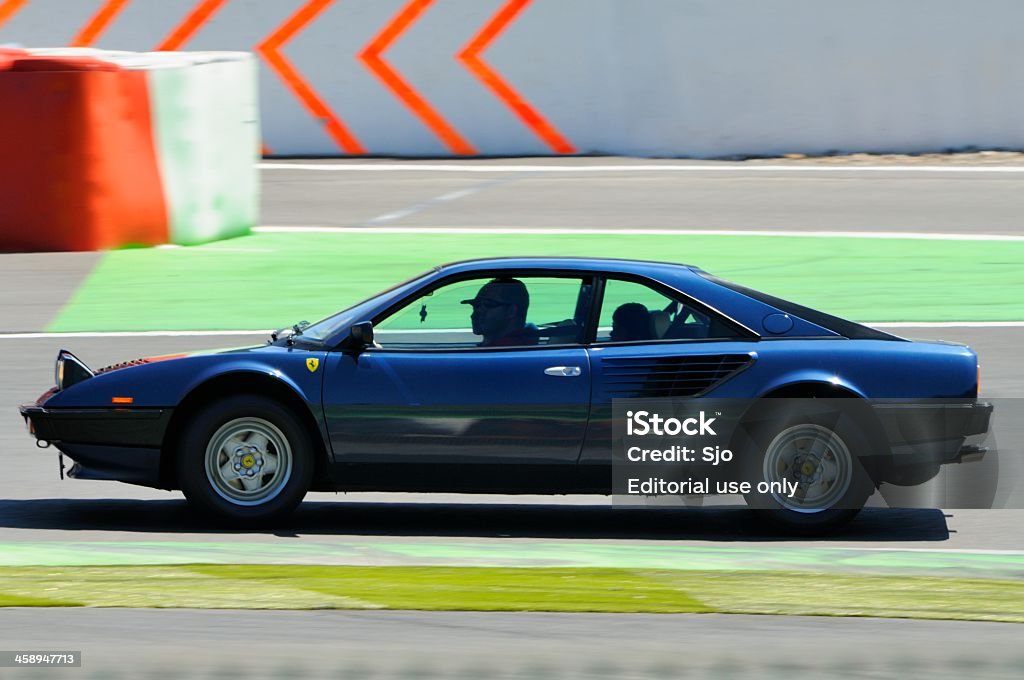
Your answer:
360;0;477;155
458;0;574;154
71;0;131;47
256;0;365;154
0;0;27;31
156;0;227;51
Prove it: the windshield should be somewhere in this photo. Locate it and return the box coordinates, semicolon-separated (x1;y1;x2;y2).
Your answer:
300;269;437;343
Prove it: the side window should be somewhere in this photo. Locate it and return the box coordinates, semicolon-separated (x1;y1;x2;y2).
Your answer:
596;278;741;343
374;275;593;349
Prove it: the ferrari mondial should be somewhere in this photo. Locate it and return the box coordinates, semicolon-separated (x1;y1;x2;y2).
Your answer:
21;258;991;532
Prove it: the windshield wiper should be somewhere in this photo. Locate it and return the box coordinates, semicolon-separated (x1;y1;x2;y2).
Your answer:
269;320;310;345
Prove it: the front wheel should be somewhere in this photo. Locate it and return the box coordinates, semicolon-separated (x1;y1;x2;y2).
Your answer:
177;395;314;525
740;410;876;534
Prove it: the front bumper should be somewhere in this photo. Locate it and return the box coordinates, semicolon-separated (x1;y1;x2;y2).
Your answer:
62;442;163;486
20;405;171;447
20;405;171;488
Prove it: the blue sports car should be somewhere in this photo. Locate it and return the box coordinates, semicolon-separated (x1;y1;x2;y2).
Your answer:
20;258;992;532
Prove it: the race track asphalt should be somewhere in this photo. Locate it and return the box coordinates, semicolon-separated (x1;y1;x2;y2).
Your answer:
259;159;1024;234
2;609;1023;679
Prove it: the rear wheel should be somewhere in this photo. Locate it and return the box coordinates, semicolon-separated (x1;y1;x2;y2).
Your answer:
177;395;313;525
741;408;876;535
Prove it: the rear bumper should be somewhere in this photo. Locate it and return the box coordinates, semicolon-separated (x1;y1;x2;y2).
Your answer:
873;401;993;466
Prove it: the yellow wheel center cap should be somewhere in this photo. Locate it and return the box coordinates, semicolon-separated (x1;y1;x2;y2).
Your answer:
241;455;256;469
801;462;815;475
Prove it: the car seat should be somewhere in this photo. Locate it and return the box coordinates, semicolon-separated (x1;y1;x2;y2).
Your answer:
649;310;672;339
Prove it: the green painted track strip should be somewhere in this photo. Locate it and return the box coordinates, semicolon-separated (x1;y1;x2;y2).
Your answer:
48;233;1024;332
2;541;1022;580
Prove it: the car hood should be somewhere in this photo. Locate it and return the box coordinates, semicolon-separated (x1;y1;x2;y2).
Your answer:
94;342;316;375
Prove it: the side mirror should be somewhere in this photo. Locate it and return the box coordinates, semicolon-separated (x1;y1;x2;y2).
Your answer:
349;321;375;348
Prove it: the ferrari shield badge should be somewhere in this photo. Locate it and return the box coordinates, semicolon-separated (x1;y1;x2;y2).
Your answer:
306;358;319;373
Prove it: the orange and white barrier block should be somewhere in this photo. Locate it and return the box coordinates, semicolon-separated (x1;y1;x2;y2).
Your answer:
0;47;258;253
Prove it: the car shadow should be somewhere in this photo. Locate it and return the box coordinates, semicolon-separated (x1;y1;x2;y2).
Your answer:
0;498;951;541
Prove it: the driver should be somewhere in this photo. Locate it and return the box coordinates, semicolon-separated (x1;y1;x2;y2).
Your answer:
461;278;537;347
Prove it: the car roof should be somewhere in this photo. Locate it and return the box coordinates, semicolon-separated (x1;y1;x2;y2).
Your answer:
437;256;701;276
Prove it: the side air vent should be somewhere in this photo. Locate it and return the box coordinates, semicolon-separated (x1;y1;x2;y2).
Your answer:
601;353;753;398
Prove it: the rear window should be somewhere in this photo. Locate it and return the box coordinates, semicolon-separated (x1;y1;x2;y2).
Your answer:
698;273;902;341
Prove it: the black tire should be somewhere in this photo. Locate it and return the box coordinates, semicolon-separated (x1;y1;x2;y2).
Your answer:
738;405;876;535
880;441;1000;510
879;463;942;487
177;395;314;525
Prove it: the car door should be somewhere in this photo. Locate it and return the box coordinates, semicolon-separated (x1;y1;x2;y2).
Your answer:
577;276;758;490
322;274;595;492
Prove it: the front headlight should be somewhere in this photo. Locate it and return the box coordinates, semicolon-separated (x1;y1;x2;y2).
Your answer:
55;349;94;391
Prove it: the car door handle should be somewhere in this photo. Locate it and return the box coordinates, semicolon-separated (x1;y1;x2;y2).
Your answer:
544;366;582;377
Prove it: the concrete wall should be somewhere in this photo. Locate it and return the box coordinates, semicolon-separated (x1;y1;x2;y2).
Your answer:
3;0;1023;157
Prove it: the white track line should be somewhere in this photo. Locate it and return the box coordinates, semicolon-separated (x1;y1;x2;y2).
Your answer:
871;322;1024;328
856;547;1024;556
254;226;1024;242
1;323;1021;340
0;331;270;339
362;181;504;226
259;162;1024;174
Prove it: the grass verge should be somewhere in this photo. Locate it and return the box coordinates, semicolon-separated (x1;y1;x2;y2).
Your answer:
0;594;83;607
1;566;1022;622
49;232;1024;331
